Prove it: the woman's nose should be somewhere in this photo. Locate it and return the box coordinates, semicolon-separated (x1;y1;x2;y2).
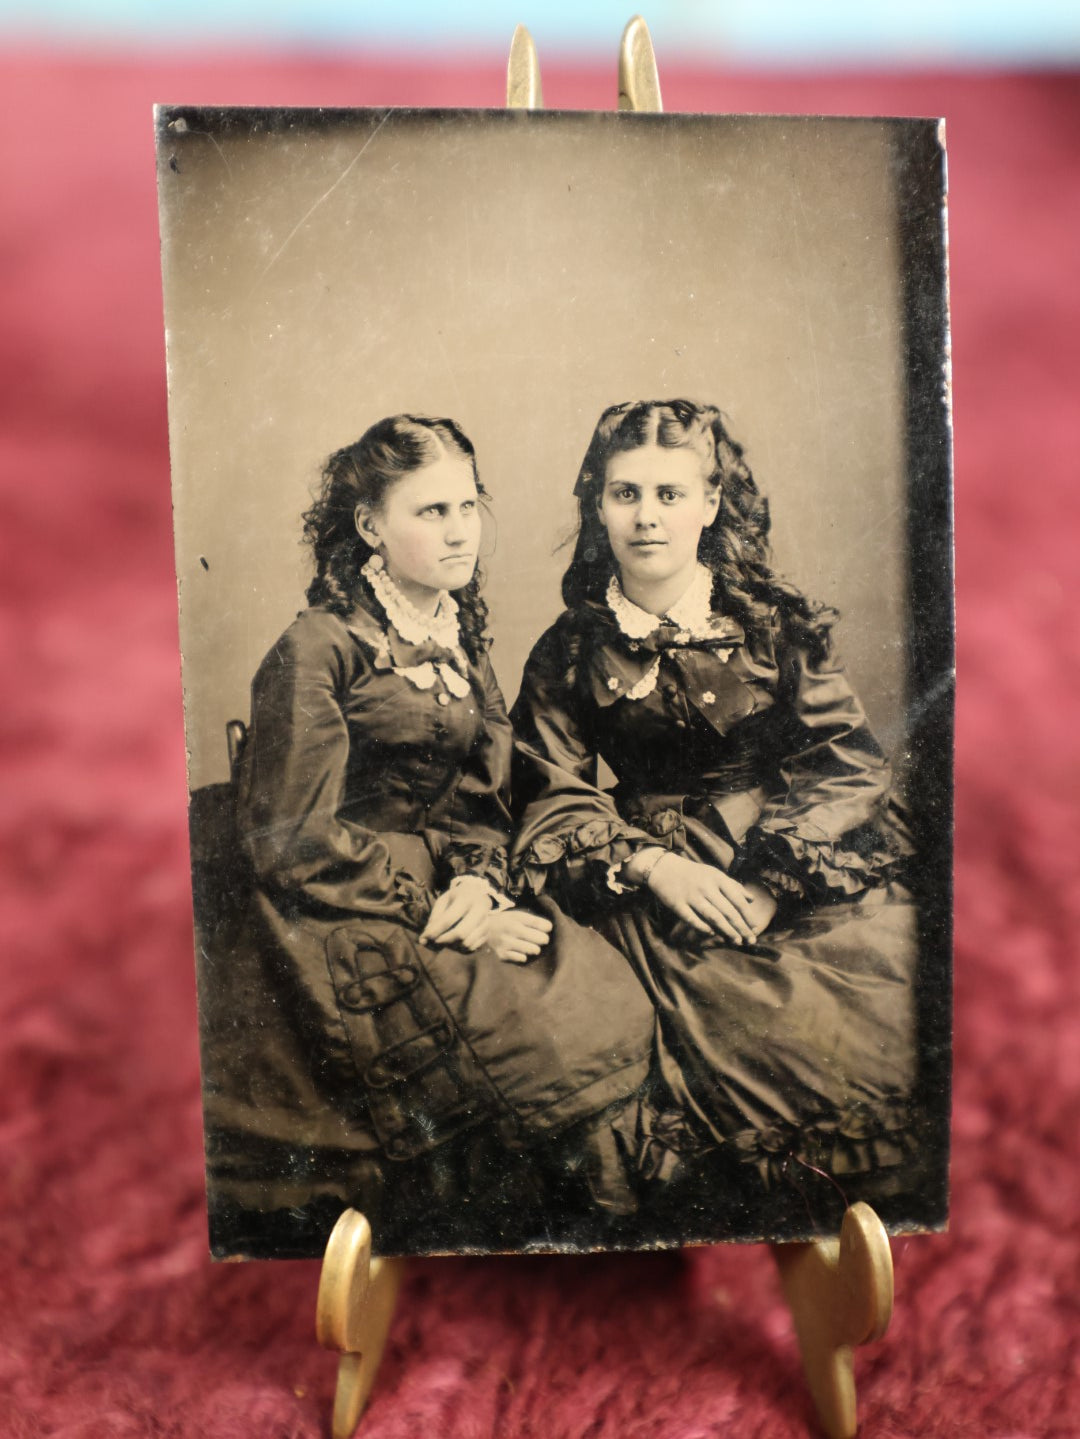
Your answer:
444;512;467;544
635;497;659;527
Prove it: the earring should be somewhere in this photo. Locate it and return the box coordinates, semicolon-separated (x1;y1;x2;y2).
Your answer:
367;553;384;571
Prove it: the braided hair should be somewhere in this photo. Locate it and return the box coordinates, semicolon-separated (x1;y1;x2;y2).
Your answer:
561;399;834;660
302;414;491;662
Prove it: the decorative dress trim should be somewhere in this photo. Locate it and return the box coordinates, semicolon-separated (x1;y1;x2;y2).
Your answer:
604;564;728;701
625;662;661;702
606;562;716;642
363;554;461;650
388;661;473;699
447;873;514;911
362;555;471;698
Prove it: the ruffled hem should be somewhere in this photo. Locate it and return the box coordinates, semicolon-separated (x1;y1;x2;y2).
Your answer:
613;1101;718;1186
746;816;906;901
727;1098;917;1188
616;1094;916;1194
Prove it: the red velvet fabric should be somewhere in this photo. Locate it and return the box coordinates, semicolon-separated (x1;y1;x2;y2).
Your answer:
1;55;1077;1436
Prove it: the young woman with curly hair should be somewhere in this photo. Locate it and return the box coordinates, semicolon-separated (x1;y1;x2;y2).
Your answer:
206;414;654;1255
511;399;920;1235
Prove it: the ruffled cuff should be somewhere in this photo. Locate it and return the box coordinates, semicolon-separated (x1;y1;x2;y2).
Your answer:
513;817;662;899
752;863;809;905
623;804;687;848
605;810;687;894
447;872;513;912
392;872;436;931
439;841;509;895
741;815;905;903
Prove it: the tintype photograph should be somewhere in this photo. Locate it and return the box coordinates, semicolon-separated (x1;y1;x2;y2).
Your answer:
156;106;952;1260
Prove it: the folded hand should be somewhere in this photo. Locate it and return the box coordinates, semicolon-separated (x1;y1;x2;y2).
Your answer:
647;853;767;945
420;877;495;951
486;908;554;964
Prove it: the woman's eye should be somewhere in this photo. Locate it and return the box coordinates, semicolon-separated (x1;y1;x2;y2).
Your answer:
616;487;637;501
421;505;444;517
461;500;477;513
660;489;683;503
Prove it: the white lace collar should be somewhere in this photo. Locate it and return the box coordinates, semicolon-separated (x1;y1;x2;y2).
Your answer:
363;554;462;653
357;556;472;699
605;563;716;641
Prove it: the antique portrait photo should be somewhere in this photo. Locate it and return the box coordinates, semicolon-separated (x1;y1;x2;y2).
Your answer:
156;106;952;1260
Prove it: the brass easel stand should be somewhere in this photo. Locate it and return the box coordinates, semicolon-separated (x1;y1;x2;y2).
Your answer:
316;1211;404;1439
315;19;895;1437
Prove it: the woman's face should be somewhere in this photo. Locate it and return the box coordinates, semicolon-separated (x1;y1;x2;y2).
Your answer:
597;443;719;596
359;452;482;604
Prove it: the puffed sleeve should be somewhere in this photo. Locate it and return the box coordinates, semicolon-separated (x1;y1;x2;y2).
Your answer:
510;620;666;906
236;609;430;924
433;651;514;893
740;624;907;902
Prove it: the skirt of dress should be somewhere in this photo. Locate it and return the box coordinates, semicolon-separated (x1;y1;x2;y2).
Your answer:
597;880;918;1197
191;784;656;1252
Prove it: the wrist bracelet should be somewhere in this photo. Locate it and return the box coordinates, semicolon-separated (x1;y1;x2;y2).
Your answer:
634;848;670;888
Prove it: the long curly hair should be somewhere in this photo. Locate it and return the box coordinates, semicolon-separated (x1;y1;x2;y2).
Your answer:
302;414;491;661
561;399;834;658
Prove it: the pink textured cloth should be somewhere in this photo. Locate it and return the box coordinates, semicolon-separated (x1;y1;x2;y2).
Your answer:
1;56;1078;1437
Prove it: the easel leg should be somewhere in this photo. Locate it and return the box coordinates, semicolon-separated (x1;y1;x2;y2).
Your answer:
316;1209;406;1439
772;1202;894;1439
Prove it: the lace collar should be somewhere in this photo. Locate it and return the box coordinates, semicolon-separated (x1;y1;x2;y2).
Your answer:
605;563;716;642
598;564;745;703
363;554;462;653
357;555;472;699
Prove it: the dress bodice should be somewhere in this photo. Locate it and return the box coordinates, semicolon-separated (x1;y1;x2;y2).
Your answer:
238;598;512;921
511;597;903;906
572;603;786;800
333;604;493;832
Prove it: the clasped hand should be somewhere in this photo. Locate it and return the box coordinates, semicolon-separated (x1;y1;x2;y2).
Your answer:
420;876;552;963
640;851;777;945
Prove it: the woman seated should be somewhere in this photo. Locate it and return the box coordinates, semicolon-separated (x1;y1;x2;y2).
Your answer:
201;413;655;1256
511;399;920;1235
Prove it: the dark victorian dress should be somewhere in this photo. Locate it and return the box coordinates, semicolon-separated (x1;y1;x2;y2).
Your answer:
510;573;919;1233
197;591;653;1257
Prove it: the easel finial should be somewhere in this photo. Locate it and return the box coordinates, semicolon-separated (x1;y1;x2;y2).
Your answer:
507;25;544;109
618;15;663;113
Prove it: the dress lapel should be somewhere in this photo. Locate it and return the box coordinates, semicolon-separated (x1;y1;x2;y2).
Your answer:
674;647;762;735
582;600;772;736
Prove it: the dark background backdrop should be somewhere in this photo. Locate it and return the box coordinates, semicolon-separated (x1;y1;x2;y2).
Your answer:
1;52;1077;1439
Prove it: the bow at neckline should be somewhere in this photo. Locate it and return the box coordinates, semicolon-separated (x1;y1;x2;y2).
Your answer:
585;569;759;732
627;616;745;661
